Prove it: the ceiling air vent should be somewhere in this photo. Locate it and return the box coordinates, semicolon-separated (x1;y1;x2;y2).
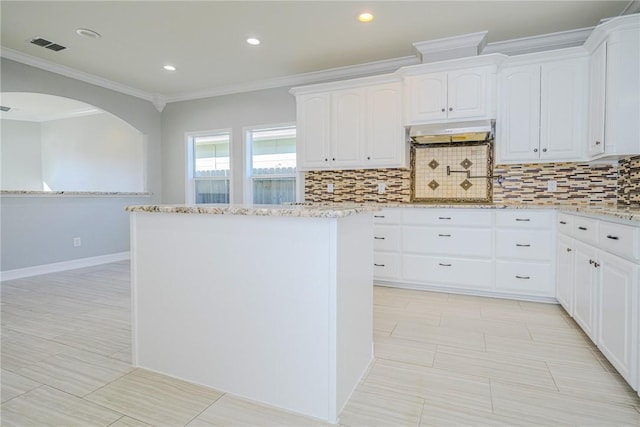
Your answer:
29;37;67;52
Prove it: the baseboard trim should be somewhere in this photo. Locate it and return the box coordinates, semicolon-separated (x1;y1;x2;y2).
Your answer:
1;252;130;281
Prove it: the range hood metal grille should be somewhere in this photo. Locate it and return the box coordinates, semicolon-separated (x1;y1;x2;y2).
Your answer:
410;120;494;144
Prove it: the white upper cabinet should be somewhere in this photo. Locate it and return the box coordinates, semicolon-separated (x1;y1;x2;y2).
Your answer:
584;15;640;159
291;76;406;171
496;51;588;164
402;66;494;125
588;41;607;157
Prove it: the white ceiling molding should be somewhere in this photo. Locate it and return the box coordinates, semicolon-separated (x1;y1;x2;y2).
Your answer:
0;47;154;103
151;94;167;113
621;0;640;15
482;27;595;56
163;56;420;104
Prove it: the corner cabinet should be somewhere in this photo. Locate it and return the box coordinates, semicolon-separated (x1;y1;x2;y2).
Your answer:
584;14;640;159
496;51;588;163
291;75;407;171
555;212;639;391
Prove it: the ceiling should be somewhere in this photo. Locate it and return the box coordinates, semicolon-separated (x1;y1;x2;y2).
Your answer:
0;1;635;105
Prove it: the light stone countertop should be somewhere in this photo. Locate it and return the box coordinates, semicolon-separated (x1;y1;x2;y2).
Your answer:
1;190;151;197
125;203;381;218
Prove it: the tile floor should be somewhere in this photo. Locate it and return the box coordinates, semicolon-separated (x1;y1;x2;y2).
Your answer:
1;261;639;426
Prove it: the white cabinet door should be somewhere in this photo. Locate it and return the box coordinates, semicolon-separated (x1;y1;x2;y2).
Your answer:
573;241;599;341
496;64;541;162
404;72;448;123
556;234;575;315
297;93;331;169
598;251;638;389
540;57;588;161
588;41;607;156
330;88;364;168
447;68;487;119
365;82;405;167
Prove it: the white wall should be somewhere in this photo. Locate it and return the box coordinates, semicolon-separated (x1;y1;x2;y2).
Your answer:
0;58;161;272
1;119;43;190
41;113;146;192
161;87;296;203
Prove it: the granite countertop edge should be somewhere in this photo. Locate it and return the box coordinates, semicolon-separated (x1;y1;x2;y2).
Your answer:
125;203;639;222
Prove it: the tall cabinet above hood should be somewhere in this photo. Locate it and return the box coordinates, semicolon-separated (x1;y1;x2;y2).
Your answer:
409;120;494;144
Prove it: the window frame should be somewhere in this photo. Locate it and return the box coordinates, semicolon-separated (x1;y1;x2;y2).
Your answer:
185;128;233;204
243;123;301;205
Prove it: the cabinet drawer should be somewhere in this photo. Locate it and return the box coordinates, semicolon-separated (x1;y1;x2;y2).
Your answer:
402;209;493;227
572;216;599;246
373;225;401;252
402;226;492;257
373;209;402;225
403;255;493;289
557;212;574;236
598;221;640;261
373;253;400;280
495;261;554;296
496;230;553;261
496;210;553;229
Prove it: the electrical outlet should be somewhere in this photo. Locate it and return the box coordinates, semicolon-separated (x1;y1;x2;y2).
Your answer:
327;183;334;193
73;237;81;247
377;182;386;194
547;180;557;192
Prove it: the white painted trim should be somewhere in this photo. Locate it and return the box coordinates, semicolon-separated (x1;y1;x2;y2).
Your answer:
165;56;418;103
0;47;154;102
483;27;595;56
0;252;130;281
413;31;488;63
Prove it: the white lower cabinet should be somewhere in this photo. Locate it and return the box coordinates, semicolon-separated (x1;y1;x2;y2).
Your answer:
373;252;400;281
572;240;599;341
598;251;638;389
495;261;554;296
556;234;575;314
403;255;493;289
555;212;639;392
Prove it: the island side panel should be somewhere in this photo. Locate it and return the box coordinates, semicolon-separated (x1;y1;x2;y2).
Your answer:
335;213;374;414
130;212;335;421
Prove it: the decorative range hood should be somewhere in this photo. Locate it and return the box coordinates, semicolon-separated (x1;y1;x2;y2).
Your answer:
409;120;494;144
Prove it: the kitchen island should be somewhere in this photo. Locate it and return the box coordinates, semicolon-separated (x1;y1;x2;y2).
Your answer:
126;204;377;424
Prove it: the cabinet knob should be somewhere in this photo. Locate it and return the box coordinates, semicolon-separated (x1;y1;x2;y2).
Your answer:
589;259;594;265
567;248;572;252
596;141;602;145
542;148;547;152
441;108;445;112
332;158;335;161
449;107;453;112
533;148;538;153
324;158;328;162
367;156;371;160
594;262;600;268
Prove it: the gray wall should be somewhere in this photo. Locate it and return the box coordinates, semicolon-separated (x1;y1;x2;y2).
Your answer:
161;87;296;203
1;119;42;190
0;58;162;272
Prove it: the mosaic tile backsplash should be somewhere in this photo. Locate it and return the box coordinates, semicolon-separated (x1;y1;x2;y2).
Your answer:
305;156;639;206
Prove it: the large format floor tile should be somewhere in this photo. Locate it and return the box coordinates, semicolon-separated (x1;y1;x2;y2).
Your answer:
2;264;639;426
85;369;223;426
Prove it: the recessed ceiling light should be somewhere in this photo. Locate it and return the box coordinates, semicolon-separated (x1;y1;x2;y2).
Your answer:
358;12;374;23
163;65;176;71
246;37;261;46
76;28;101;39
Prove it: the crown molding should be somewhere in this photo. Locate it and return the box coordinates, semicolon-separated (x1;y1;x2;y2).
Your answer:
164;56;419;104
413;31;488;63
482;26;594;56
0;47;157;106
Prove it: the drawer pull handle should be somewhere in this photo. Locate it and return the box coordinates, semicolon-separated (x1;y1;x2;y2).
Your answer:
516;244;531;247
439;263;452;267
438;234;451;237
578;226;587;231
567;248;572;252
438;217;452;220
374;263;385;267
515;218;530;222
594;262;600;268
559;221;567;225
374;215;385;218
589;259;594;265
606;235;619;240
515;275;530;280
374;237;385;240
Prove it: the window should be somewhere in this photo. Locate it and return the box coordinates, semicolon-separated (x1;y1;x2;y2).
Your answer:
246;126;297;204
188;131;231;204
